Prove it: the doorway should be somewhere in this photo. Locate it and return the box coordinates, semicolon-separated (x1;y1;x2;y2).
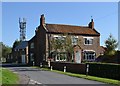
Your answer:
75;50;81;63
21;55;26;64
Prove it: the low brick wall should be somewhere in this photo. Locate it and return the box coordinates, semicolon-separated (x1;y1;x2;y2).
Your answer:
50;62;86;74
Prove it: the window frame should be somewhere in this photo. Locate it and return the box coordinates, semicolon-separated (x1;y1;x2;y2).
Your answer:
72;36;78;45
30;42;34;49
84;37;94;45
83;50;96;61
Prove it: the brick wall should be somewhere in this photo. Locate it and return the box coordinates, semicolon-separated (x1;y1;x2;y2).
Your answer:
50;62;86;74
35;25;46;66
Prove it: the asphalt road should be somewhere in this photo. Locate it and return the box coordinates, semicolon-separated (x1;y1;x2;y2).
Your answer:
5;66;111;86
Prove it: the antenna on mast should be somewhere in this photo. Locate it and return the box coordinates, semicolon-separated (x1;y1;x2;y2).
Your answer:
19;17;26;41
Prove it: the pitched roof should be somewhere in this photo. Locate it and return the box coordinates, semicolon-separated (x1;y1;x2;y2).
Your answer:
14;41;28;49
45;24;100;36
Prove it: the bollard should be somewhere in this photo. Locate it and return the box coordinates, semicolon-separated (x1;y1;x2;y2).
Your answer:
33;61;34;66
48;61;50;67
86;64;89;76
64;66;66;72
40;63;42;68
51;66;53;71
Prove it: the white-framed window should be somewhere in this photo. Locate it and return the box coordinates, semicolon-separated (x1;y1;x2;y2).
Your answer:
53;35;66;38
22;49;24;51
30;43;34;49
84;37;93;45
56;52;67;61
72;36;78;45
30;53;34;61
84;51;96;61
53;35;65;40
50;51;67;61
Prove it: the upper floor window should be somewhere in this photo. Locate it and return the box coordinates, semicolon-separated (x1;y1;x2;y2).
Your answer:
72;36;78;45
30;43;34;49
84;37;93;45
53;35;66;42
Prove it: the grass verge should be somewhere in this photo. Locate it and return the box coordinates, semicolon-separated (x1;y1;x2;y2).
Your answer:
32;66;120;85
1;67;19;84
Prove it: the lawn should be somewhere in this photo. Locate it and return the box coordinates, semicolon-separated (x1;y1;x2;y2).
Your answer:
1;67;19;85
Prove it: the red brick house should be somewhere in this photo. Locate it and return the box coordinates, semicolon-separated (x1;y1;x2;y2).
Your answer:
12;41;28;64
28;14;105;66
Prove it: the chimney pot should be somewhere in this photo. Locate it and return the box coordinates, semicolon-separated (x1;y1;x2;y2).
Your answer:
40;14;45;25
88;19;94;29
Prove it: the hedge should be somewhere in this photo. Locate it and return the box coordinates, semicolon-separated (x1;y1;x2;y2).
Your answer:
43;61;120;80
87;62;120;80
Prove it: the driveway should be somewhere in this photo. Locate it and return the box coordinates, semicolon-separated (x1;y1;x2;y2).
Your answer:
5;66;111;86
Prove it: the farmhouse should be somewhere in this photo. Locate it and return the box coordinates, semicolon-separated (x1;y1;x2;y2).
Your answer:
28;14;105;66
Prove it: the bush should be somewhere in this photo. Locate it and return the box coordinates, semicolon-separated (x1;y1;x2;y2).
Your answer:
96;51;120;64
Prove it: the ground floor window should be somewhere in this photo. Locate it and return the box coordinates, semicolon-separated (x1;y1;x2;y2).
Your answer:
50;52;67;61
30;53;34;61
84;51;96;61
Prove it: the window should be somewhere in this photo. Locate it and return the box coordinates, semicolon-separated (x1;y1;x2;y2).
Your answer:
54;36;65;41
30;43;34;48
56;52;67;61
84;51;96;61
30;53;34;61
72;36;78;45
22;49;24;51
84;37;93;45
50;52;67;61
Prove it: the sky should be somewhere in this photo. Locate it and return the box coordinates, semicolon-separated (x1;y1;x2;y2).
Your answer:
118;2;120;50
2;2;118;47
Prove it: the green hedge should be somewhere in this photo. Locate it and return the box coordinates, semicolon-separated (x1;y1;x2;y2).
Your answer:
87;63;120;80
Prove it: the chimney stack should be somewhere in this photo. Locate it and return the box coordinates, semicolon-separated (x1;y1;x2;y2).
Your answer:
88;19;94;29
40;14;45;26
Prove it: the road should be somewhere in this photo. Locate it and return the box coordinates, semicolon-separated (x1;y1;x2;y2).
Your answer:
4;66;111;86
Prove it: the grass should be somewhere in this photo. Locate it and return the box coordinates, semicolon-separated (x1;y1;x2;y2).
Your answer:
32;66;120;85
1;67;19;85
0;68;2;85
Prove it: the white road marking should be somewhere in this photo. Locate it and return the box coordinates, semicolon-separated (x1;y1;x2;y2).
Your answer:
13;72;18;74
29;79;42;84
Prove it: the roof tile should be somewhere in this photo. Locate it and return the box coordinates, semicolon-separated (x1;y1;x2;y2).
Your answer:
45;24;100;36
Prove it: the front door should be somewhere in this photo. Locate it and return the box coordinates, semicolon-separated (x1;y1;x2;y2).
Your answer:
21;55;26;64
75;50;81;63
